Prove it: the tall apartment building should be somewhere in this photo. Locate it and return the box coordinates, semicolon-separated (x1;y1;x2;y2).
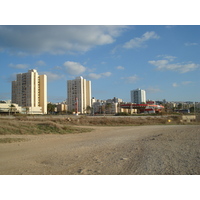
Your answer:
12;69;47;114
131;88;146;104
67;76;91;114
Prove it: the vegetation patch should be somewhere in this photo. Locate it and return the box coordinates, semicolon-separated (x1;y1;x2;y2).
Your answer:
115;112;131;116
64;115;200;126
67;116;169;126
37;122;62;134
0;119;93;135
0;115;199;135
36;122;92;134
0;138;26;143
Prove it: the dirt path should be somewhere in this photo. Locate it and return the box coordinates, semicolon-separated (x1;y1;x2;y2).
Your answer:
0;125;200;175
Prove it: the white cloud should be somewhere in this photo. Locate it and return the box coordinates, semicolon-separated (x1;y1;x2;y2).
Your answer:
116;66;125;70
63;61;86;76
167;63;197;73
87;72;112;80
184;42;198;46
42;71;65;82
148;60;169;68
101;72;112;77
149;57;199;73
172;83;178;87
146;87;161;93
54;66;62;70
110;46;119;54
0;25;127;55
87;73;102;79
15;51;28;57
172;81;192;87
35;60;46;66
9;63;29;69
123;31;160;49
182;81;192;85
157;55;176;61
121;75;139;83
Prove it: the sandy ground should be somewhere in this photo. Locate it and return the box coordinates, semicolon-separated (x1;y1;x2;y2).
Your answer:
0;125;200;175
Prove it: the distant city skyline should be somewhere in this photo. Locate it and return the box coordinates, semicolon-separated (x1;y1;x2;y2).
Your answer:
1;25;200;103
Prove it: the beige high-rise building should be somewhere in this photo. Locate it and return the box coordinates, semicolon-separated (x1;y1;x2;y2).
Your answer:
67;76;91;114
12;69;47;114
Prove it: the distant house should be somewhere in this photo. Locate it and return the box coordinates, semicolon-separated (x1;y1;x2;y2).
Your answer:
0;100;23;114
174;109;190;114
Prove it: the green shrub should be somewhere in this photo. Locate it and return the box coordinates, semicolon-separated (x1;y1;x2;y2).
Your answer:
115;112;130;116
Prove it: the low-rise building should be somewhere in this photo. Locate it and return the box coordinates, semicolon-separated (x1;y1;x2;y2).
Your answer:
56;103;67;113
0;100;24;114
92;97;124;114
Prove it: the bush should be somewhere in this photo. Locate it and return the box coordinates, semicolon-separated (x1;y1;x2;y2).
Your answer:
115;112;130;116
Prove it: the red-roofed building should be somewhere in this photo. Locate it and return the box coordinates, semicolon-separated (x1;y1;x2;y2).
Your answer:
120;103;164;114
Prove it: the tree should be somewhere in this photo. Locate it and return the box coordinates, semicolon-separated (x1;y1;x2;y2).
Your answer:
177;103;182;110
163;103;173;113
25;107;29;115
47;103;56;114
10;104;16;114
101;104;106;115
86;105;91;114
105;103;112;114
190;106;195;113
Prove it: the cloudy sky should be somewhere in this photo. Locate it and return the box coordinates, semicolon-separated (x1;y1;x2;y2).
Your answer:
0;25;200;102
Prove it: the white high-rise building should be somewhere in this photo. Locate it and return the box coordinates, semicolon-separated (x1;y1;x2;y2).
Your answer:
12;69;47;114
131;88;146;104
67;76;91;114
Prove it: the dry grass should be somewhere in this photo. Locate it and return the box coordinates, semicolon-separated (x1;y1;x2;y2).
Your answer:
1;115;199;135
66;116;175;126
0;118;93;135
0;138;26;143
67;115;200;126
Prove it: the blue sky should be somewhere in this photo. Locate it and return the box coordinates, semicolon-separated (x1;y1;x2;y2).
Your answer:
0;25;200;103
